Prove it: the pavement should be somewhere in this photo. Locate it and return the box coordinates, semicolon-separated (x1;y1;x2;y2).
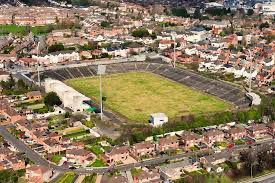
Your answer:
74;175;86;183
0;125;274;175
241;172;275;183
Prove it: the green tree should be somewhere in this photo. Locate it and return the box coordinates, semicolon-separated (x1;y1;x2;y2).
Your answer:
100;21;110;28
132;28;150;38
44;92;62;107
247;9;254;16
48;43;65;53
171;7;190;18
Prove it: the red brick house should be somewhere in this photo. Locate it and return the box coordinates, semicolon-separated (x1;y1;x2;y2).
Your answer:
181;132;203;150
203;130;224;145
131;141;155;157
26;91;42;102
25;165;53;183
133;171;162;183
102;146;130;165
158;136;179;152
227;127;247;140
247;124;268;138
66;148;95;165
6;155;25;170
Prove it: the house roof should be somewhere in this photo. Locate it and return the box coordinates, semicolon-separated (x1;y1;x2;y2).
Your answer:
248;124;267;132
27;165;51;174
0;70;8;76
181;131;201;141
158;136;178;146
66;148;92;157
204;129;224;137
228;127;246;134
27;91;41;97
107;146;129;156
132;141;154;150
202;152;231;164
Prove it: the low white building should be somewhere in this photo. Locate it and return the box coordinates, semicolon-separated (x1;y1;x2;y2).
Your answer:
149;113;168;127
45;79;91;112
32;50;80;65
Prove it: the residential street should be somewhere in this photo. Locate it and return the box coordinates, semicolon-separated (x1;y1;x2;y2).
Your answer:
0;125;274;175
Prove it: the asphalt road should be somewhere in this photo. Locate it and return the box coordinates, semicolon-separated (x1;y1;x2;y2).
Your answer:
0;126;274;175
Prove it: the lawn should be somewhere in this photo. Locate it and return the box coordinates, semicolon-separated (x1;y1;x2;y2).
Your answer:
63;129;90;139
57;173;75;183
86;144;104;155
89;159;107;167
66;72;232;122
51;155;62;164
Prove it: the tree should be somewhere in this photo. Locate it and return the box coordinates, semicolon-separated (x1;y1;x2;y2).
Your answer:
259;22;269;31
48;43;65;53
171;7;190;18
193;8;202;20
100;21;110;28
247;9;254;16
132;28;150;38
44;92;62;107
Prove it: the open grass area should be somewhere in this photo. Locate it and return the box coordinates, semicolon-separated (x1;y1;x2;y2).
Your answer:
0;25;51;35
66;72;232;122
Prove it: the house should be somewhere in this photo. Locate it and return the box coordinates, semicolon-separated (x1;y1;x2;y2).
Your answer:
247;124;268;138
6;155;25;170
32;51;80;65
149;113;168;127
66;148;95;165
51;29;72;37
0;147;13;161
131;141;155;157
200;152;231;172
159;158;197;180
203;129;224;145
102;146;130;165
133;171;162;183
127;42;146;54
26;91;42;102
227;127;247;140
0;70;9;82
42;138;63;154
101;175;128;183
267;122;275;135
25;165;53;183
181;131;203;150
158;136;179;152
159;40;173;50
0;99;25;124
18;58;38;67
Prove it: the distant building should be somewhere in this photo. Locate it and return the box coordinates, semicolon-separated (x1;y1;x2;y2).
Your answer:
149;113;168;127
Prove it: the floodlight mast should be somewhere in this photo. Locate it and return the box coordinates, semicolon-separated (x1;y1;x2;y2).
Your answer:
248;49;252;93
37;42;41;87
100;71;103;121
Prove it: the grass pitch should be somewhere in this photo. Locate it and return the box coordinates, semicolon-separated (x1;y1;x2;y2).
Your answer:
66;72;232;122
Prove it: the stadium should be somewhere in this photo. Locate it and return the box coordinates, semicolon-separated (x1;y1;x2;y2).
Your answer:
31;61;251;123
